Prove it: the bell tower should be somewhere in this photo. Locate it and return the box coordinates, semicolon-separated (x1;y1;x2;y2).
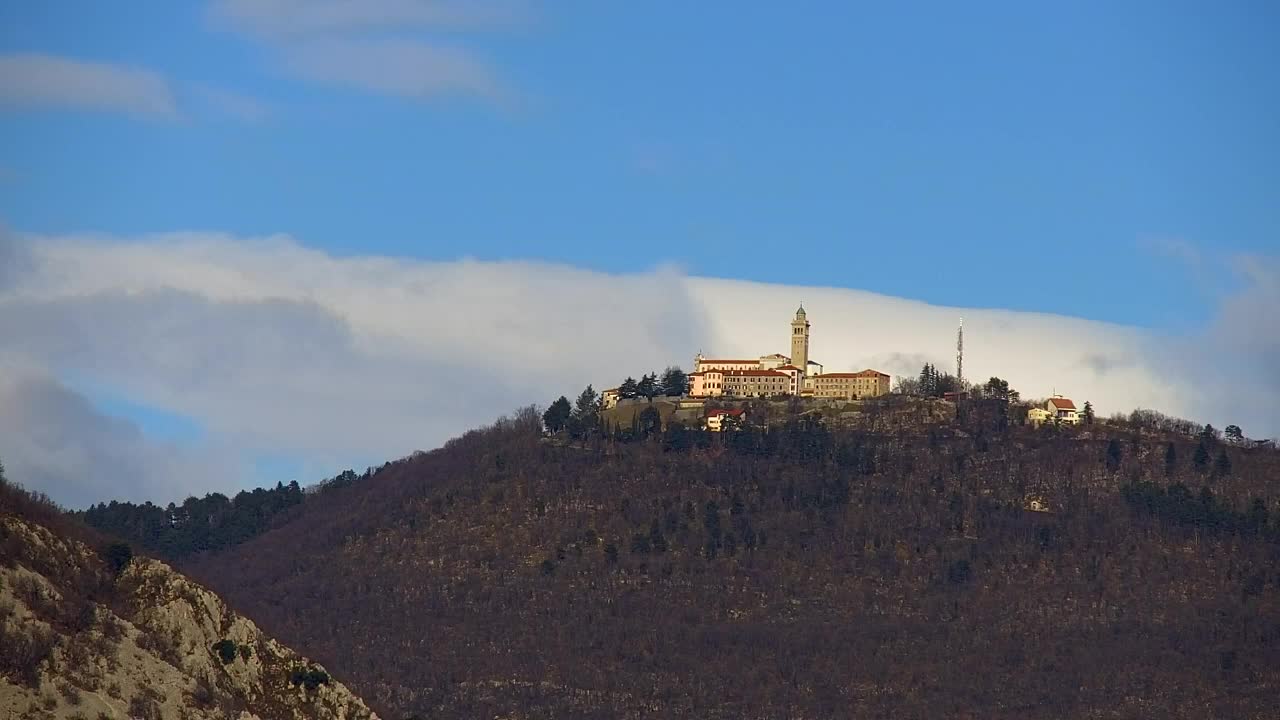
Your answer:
790;304;810;373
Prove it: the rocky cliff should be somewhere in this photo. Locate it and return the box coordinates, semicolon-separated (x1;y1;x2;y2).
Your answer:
0;512;379;720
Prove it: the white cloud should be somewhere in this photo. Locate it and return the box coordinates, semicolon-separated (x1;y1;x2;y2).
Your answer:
0;230;1275;507
0;53;178;118
208;0;525;38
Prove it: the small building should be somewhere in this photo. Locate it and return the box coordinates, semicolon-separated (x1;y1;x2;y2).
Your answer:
705;407;746;432
1028;396;1079;426
1047;396;1080;425
1027;407;1051;426
601;388;621;410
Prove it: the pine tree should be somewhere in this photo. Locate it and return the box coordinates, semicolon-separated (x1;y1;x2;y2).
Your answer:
637;373;658;400
1214;448;1232;476
570;385;600;438
1193;441;1211;472
542;396;572;434
1164;443;1177;477
619;377;639;399
659;366;689;397
1082;401;1095;425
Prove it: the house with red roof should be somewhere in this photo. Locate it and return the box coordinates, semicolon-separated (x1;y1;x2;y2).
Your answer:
1030;395;1080;426
704;407;746;432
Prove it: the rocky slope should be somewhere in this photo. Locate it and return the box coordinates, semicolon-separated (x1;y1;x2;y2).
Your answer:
0;501;379;720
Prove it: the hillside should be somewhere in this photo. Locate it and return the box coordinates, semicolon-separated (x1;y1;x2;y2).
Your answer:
0;478;380;720
185;403;1280;719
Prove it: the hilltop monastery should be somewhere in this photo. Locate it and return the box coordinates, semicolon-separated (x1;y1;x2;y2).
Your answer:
688;305;890;400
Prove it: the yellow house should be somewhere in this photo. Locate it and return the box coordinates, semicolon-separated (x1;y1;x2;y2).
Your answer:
1028;396;1080;426
1027;407;1051;426
601;388;621;409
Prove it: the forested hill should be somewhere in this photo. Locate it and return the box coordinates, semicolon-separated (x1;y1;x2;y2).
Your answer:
182;400;1280;720
80;468;374;561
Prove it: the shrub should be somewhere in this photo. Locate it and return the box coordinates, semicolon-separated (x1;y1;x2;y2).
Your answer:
128;695;162;720
103;543;133;577
289;665;331;690
59;681;83;705
212;639;238;664
0;622;55;687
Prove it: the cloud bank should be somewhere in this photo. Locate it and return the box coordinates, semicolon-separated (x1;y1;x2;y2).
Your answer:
0;364;231;509
0;230;1274;508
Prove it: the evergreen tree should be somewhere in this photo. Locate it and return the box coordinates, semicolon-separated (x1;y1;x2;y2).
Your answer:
638;406;662;439
1082;401;1095;425
1106;439;1122;471
659;366;689;397
981;377;1019;402
637;373;658;400
1164;442;1177;476
1223;424;1244;444
542;396;572;434
1199;424;1218;444
618;377;639;399
919;364;936;396
571;385;600;438
1193;441;1211;472
1214;448;1232;476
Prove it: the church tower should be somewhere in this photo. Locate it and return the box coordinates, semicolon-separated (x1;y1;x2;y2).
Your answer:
790;304;810;373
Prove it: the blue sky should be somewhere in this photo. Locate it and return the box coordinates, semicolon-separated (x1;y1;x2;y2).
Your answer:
1;1;1277;505
4;1;1277;325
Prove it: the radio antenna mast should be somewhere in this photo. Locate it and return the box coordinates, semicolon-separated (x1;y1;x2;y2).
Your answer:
956;317;964;388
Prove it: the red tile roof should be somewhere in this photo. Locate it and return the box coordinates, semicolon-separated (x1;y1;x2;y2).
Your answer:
1048;397;1076;410
778;365;802;371
722;369;789;377
697;359;758;365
